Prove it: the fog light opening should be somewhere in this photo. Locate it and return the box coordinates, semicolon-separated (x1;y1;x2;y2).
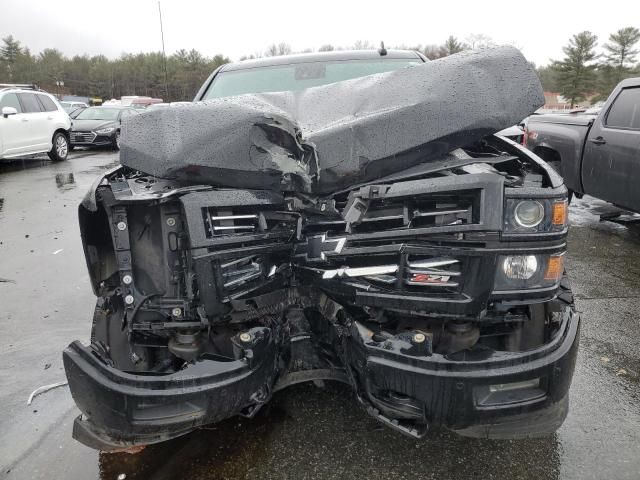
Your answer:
489;378;540;393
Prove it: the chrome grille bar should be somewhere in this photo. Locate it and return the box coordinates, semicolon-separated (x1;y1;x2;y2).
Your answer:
212;225;255;231
413;208;469;217
408;258;459;268
210;214;258;220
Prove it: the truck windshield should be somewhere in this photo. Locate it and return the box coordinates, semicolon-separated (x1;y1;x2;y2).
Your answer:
203;59;421;99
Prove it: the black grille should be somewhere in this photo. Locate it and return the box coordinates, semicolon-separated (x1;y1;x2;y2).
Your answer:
201;207;299;239
313;252;464;296
203;208;261;237
220;255;264;292
303;191;479;237
349;191;478;234
71;132;96;143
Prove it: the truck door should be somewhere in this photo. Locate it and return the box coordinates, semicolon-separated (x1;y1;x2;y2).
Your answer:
582;86;640;211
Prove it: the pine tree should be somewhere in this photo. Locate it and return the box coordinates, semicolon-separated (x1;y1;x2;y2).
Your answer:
603;27;640;85
444;36;465;55
1;35;23;81
552;31;598;107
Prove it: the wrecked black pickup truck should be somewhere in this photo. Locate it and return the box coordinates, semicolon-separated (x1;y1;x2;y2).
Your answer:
63;47;579;451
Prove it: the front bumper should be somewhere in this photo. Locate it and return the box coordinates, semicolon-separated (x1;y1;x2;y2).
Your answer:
63;304;579;450
63;326;279;451
352;306;579;439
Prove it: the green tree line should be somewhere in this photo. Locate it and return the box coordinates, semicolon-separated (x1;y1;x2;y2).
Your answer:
0;36;229;101
1;30;638;104
536;27;640;106
0;35;496;101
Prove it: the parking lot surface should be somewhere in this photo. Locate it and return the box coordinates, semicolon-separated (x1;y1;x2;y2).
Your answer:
1;151;639;480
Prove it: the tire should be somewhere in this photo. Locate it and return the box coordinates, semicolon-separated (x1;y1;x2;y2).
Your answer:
112;130;121;150
48;132;69;162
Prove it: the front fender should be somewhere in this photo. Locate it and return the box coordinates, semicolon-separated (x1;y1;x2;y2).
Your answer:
80;165;122;212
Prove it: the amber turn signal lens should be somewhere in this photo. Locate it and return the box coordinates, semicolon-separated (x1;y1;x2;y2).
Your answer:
552;200;568;226
544;255;564;281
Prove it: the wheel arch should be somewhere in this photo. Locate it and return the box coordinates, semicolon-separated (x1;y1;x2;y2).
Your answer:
533;145;561;165
52;127;70;143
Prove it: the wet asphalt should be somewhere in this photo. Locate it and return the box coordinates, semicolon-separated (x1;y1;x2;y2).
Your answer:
0;151;639;480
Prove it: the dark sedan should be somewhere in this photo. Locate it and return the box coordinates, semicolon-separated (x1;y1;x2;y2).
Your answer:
70;106;139;150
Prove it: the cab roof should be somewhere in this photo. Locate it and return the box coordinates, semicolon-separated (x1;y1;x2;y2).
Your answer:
222;49;425;72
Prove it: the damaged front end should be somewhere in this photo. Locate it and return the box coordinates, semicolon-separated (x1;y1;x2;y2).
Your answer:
64;135;578;450
63;47;579;450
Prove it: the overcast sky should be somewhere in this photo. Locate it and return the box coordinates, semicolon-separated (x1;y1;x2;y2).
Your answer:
1;0;639;66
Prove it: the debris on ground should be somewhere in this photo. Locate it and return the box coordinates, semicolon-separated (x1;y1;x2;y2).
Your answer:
27;381;68;405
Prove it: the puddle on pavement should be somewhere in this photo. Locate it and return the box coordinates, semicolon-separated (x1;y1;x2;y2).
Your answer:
77;159;121;175
55;173;76;190
0;157;52;174
97;383;562;480
0;151;107;176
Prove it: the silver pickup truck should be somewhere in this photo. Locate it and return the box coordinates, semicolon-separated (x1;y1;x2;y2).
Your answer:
525;78;640;211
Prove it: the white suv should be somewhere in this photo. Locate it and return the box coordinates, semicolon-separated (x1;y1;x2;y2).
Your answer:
0;87;71;161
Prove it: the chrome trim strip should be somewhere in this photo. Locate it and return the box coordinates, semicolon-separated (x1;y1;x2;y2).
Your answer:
210;214;258;220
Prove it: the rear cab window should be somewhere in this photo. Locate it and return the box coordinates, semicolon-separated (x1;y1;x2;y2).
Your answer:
17;93;43;113
0;93;23;112
605;87;640;130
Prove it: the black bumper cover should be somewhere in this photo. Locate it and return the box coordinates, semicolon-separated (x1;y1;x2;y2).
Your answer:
63;328;279;451
354;309;579;439
63;309;579;450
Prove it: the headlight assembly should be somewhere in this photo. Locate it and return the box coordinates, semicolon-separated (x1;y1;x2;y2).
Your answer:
504;198;567;234
514;200;544;227
494;253;564;291
95;127;115;135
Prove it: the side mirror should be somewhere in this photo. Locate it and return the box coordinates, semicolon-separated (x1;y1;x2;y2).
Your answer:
2;106;18;118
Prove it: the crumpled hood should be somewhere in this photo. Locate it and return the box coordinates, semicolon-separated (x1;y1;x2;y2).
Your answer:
120;46;544;194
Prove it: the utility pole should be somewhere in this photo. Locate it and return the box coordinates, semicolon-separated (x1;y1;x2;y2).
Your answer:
158;1;169;100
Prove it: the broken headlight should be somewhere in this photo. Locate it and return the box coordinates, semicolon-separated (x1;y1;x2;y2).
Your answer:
504;198;567;234
494;253;564;291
